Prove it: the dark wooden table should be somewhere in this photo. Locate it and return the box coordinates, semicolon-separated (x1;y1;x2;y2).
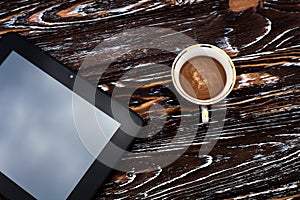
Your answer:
0;0;299;199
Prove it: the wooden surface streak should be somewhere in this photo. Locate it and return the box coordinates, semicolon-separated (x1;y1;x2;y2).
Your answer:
0;0;299;199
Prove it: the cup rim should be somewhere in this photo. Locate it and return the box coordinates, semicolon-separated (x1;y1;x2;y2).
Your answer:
171;44;236;105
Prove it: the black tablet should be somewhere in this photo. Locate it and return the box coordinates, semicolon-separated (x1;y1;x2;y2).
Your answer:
0;33;143;200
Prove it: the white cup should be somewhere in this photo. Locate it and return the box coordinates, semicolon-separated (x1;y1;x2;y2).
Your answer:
171;44;236;124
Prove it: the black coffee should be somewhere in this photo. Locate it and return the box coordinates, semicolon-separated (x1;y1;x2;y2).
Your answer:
179;56;226;100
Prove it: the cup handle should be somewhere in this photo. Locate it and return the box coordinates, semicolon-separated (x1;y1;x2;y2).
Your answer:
201;105;209;124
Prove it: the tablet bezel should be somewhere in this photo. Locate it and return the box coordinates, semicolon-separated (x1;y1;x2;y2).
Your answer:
0;32;144;200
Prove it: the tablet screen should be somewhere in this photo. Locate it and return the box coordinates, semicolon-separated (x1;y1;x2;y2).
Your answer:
0;51;120;199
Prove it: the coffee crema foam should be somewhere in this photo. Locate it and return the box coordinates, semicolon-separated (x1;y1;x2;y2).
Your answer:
179;56;226;100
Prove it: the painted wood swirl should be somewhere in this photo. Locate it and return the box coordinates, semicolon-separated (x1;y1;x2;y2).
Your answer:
0;0;299;199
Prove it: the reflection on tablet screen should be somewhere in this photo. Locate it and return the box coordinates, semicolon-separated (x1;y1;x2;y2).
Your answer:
0;51;120;199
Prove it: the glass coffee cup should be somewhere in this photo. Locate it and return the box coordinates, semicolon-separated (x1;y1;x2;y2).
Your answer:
172;44;236;124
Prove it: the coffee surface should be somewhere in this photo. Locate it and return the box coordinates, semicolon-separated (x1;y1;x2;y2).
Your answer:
179;56;226;100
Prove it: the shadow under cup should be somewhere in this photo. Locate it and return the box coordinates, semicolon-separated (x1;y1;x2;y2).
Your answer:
172;44;236;106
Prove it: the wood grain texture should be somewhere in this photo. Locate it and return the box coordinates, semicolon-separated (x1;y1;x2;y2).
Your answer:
0;0;299;199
